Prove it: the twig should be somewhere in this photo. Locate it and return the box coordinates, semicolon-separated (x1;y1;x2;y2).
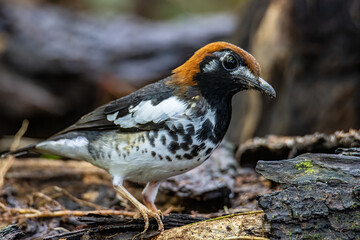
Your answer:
226;218;237;236
10;120;30;152
163;205;183;215
52;186;106;210
0;202;9;211
0;208;136;222
0;119;29;188
33;192;65;210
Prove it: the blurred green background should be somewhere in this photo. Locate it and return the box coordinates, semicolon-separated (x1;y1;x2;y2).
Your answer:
52;0;244;18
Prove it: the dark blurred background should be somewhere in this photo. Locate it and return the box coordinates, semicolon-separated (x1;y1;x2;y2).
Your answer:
0;0;359;151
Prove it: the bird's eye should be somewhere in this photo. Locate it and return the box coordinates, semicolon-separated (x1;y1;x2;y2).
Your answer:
222;54;239;71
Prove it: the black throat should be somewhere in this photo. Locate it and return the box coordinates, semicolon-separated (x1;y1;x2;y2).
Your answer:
189;59;244;144
185;83;234;145
210;95;233;144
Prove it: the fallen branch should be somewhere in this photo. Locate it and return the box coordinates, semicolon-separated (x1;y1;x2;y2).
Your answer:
154;211;269;240
33;192;65;210
0;207;136;222
51;186;106;210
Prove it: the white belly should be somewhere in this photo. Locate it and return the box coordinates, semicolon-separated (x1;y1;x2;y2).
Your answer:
37;130;217;184
92;130;216;183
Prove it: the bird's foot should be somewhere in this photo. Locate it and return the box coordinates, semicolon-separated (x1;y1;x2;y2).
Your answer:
113;184;164;239
136;204;164;233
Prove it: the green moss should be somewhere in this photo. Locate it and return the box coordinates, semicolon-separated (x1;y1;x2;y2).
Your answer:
350;202;360;209
296;159;316;174
304;233;322;240
350;222;360;231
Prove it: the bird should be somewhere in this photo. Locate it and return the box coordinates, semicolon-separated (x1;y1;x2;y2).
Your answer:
2;42;275;235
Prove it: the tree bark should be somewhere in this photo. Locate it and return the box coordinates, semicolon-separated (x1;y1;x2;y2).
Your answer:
256;148;360;240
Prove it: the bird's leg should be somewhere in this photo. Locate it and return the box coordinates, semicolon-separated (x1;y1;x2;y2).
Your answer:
142;181;163;218
115;191;131;209
113;184;164;235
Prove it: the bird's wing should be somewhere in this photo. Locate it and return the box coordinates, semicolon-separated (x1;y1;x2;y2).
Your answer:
55;79;188;135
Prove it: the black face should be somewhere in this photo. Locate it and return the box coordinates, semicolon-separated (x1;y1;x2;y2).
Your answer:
195;50;248;98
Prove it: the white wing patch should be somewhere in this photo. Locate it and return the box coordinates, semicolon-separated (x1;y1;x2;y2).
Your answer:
107;96;187;128
106;112;118;121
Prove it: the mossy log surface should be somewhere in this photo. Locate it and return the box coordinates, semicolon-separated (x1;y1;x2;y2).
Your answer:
256;148;360;240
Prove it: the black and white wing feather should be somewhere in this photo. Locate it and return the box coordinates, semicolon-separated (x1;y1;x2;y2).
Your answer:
56;79;188;135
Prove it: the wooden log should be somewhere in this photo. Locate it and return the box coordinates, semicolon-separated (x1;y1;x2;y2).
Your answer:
41;212;269;240
237;129;360;168
256;148;360;240
0;210;269;240
43;214;208;240
0;225;25;240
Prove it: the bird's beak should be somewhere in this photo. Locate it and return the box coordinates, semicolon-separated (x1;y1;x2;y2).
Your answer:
254;77;276;98
240;76;276;98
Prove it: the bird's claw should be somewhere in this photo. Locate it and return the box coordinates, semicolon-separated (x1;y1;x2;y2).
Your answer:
157;209;164;220
133;204;164;239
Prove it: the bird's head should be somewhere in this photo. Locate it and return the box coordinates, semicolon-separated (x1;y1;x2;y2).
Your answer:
170;42;276;98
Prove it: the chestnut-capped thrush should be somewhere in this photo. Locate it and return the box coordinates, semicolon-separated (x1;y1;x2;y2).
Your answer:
3;42;275;234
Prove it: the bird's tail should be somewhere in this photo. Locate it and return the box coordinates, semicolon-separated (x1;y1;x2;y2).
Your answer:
1;144;37;158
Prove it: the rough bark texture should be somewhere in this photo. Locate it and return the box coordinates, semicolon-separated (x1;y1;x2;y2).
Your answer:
43;214;207;240
256;149;360;240
0;214;207;240
0;225;25;240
